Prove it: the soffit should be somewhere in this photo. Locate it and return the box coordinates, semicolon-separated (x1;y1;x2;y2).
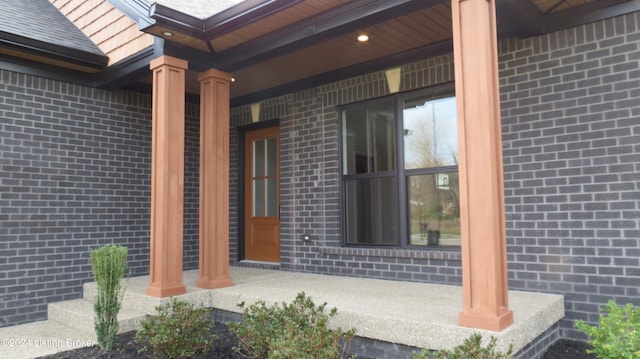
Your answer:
229;3;453;99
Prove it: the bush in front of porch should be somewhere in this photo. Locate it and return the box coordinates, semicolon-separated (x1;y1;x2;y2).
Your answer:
229;292;356;359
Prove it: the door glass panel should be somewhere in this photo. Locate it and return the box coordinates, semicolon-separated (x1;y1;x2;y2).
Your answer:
253;179;265;217
266;178;277;217
254;139;265;176
252;136;278;218
266;137;277;176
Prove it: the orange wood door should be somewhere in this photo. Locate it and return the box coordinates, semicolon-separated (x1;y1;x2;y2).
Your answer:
244;126;280;262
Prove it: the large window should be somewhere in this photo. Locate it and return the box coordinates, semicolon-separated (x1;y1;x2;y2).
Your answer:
341;88;460;247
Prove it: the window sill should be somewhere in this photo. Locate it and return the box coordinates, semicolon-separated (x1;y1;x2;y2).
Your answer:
319;246;461;261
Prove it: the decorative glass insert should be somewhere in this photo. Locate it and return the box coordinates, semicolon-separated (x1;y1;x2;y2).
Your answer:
253;137;278;217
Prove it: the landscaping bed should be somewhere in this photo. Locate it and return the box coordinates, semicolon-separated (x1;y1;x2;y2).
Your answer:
37;324;594;359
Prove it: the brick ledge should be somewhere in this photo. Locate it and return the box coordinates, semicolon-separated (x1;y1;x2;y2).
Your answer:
318;246;461;261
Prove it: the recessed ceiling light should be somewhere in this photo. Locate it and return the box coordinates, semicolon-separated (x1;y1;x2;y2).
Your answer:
357;34;369;42
162;31;174;37
231;77;236;82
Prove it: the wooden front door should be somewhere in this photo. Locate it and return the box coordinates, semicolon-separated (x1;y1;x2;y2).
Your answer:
244;126;280;262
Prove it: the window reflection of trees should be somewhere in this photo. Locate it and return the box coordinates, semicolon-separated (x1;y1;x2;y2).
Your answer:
403;96;460;246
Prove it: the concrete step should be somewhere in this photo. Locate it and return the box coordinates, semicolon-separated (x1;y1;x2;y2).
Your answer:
82;283;167;316
48;298;144;334
82;278;215;314
48;275;217;338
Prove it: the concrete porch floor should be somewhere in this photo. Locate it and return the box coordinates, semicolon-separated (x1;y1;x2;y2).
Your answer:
0;267;564;358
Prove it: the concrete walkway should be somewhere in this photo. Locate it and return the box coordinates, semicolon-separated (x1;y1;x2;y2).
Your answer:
0;267;564;359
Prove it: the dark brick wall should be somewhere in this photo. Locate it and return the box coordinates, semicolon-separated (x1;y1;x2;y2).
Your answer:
0;70;200;327
230;55;463;285
500;13;640;339
184;104;200;270
229;11;640;343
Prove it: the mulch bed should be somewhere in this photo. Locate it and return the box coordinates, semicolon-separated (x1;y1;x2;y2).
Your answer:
37;322;242;359
37;322;596;359
541;339;597;359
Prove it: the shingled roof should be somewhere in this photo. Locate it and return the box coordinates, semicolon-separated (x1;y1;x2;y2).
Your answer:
0;0;108;69
149;0;245;19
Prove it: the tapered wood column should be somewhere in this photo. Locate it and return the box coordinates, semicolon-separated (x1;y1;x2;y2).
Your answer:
452;0;513;331
147;56;188;297
196;69;233;289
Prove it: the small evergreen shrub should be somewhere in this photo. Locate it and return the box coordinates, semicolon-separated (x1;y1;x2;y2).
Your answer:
229;292;356;359
135;298;216;359
412;333;513;359
576;300;640;359
90;245;128;351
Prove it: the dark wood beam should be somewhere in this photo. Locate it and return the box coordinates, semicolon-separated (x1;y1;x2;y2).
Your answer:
230;39;453;107
495;0;544;38
148;3;204;37
216;0;446;72
162;42;216;72
543;0;639;33
96;42;160;90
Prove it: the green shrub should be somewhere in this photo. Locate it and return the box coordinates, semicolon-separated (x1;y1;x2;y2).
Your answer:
229;292;356;359
413;333;513;359
135;298;216;359
576;300;640;359
90;245;128;351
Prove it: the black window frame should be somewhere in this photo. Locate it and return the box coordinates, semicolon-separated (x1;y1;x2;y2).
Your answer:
338;83;459;248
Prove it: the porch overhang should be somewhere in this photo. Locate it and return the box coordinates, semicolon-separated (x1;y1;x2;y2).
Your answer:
125;0;640;106
132;0;640;333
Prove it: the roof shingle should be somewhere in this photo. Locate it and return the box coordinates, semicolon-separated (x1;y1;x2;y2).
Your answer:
150;0;245;19
0;0;105;57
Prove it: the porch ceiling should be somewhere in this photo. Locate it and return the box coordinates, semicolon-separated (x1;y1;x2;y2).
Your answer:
138;0;636;106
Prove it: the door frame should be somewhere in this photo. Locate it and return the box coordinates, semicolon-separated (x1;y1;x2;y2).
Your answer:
238;119;280;261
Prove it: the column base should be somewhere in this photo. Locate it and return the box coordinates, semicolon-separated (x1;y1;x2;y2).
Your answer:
459;308;514;332
196;276;233;289
146;284;186;297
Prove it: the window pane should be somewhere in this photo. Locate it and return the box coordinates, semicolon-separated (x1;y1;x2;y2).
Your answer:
343;100;396;174
407;172;460;246
253;139;265;176
266;137;277;176
253;178;265;217
345;177;397;245
403;96;458;169
266;178;277;217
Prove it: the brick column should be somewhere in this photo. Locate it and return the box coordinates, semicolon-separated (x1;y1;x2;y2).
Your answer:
196;69;233;289
147;56;188;297
452;0;513;331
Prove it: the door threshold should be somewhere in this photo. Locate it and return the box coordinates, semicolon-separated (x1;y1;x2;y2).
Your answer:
240;260;280;265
